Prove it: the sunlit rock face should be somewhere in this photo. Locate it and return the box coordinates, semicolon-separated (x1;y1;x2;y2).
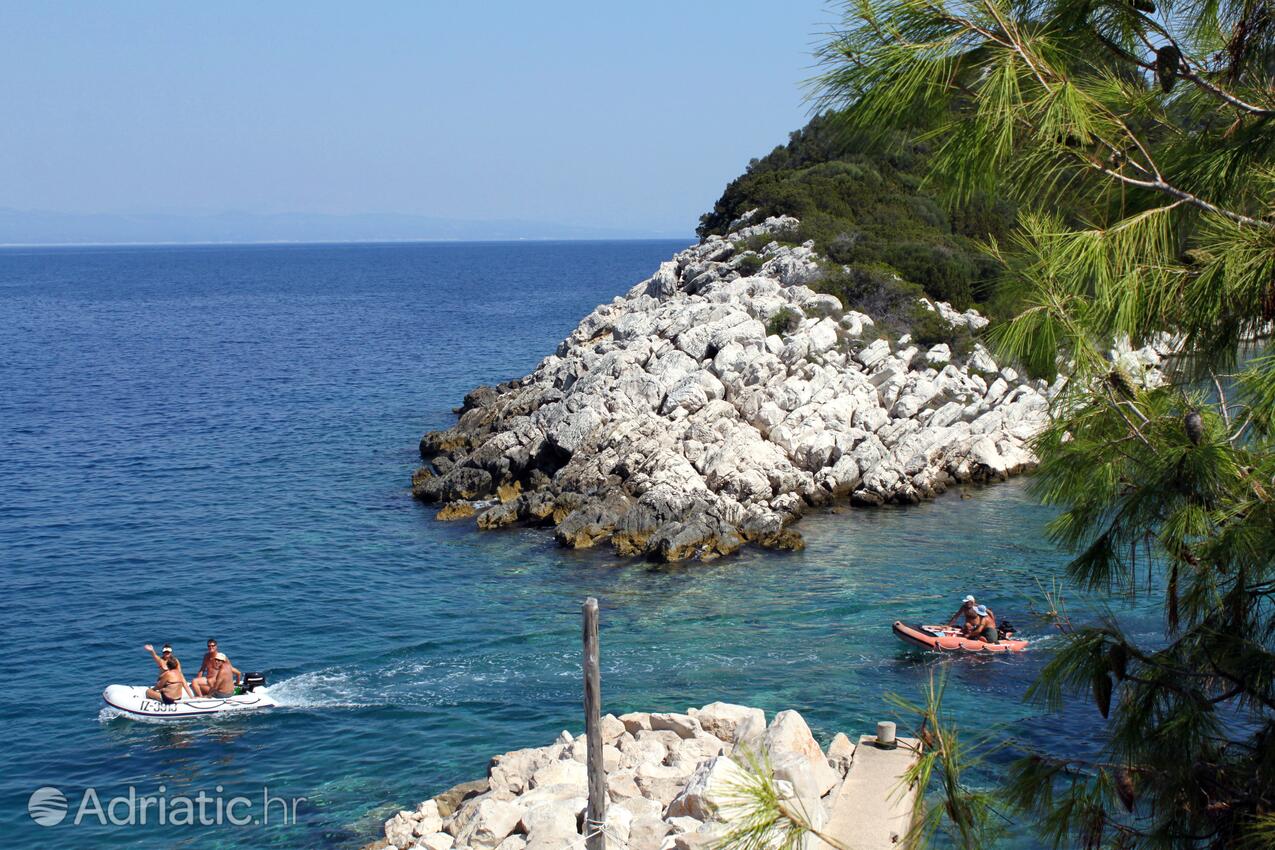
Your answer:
413;215;1059;561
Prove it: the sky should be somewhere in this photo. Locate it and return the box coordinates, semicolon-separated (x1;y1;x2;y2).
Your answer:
0;1;838;238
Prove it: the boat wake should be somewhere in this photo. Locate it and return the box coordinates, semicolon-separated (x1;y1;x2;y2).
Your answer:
264;669;379;710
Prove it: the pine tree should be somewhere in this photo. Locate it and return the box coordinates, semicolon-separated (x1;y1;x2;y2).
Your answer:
721;0;1275;847
818;0;1275;844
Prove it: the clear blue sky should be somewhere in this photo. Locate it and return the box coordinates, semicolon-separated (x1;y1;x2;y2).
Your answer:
0;1;836;236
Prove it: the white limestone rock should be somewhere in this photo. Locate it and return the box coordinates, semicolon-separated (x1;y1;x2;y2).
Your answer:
629;814;674;850
649;712;701;739
695;702;766;743
762;711;841;797
420;833;456;850
385;811;418;849
530;759;588;789
665;756;750;822
826;732;855;775
519;798;583;840
454;799;527;850
419;213;1052;560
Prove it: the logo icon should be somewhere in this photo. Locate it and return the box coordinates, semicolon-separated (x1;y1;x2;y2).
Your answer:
28;786;68;826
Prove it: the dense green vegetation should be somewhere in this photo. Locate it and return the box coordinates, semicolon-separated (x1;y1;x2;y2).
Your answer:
697;112;1017;326
719;0;1275;844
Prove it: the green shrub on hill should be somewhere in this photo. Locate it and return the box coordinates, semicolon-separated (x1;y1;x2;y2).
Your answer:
698;112;1016;333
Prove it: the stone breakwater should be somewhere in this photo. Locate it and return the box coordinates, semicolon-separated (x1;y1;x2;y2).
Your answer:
413;214;1057;561
372;704;863;850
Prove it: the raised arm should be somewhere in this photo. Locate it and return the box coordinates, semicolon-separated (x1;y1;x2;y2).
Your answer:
144;644;165;672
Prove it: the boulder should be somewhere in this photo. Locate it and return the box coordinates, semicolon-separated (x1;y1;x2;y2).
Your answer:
616;796;664;821
607;770;643;801
520;798;584;841
634;773;685;807
826;732;855;775
629;815;673;850
698;703;765;739
619;734;668;770
454;799;526;850
419;833;456;850
665;756;750;822
672;825;727;850
665;816;704;835
413;801;444;836
490;747;555;795
762;711;841;796
385;811;417;849
531;759;588;789
650;712;701;739
436;501;477;521
435;779;490;818
619;712;653;735
601;713;627;744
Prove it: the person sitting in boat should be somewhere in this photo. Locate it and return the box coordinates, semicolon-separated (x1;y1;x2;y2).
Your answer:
144;643;194;697
966;605;1000;643
192;638;240;696
947;595;978;627
145;657;186;704
200;653;241;699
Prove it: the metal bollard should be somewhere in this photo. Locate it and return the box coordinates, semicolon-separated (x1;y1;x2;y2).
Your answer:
875;720;897;749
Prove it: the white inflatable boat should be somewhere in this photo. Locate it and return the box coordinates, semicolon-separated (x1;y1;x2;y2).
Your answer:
102;683;278;719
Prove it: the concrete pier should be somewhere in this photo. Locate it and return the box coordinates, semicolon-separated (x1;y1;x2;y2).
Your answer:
817;734;922;850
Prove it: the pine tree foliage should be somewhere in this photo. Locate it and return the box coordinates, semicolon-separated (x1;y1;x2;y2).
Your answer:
806;0;1275;846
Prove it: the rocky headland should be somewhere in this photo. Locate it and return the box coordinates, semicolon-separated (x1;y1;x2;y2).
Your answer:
371;703;879;850
412;213;1161;561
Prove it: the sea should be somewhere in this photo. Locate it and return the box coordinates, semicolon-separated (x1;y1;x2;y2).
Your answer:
0;240;1161;848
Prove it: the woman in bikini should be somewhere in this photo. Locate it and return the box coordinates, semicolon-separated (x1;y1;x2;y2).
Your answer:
145;657;186;704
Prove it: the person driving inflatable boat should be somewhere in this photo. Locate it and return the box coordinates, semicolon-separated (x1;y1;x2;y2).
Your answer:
947;594;999;643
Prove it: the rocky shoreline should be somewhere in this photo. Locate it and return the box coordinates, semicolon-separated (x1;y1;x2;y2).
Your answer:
412;213;1158;561
370;704;862;850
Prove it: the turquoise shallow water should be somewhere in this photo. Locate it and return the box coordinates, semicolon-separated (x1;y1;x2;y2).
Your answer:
0;241;1158;848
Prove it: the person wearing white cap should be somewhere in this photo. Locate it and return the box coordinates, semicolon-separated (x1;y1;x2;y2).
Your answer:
193;637;242;697
947;595;979;628
202;652;240;699
143;642;194;697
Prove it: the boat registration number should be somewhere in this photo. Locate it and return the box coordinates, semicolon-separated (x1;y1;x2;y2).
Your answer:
139;699;180;712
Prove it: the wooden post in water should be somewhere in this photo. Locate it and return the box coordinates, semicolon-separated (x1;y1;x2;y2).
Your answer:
582;596;606;850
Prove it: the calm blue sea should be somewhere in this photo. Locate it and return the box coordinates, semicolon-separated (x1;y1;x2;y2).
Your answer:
0;241;1159;849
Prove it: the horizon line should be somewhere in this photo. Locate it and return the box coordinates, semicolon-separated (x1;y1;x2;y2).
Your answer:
0;234;697;250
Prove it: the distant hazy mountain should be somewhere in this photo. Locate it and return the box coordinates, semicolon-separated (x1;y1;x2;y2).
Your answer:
0;209;688;245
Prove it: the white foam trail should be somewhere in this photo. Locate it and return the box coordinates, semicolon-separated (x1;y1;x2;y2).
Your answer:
265;669;378;710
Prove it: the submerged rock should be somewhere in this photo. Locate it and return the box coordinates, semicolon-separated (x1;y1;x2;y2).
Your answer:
414;215;1053;561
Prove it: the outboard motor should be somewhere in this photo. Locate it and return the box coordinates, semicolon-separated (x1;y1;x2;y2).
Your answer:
241;672;267;692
